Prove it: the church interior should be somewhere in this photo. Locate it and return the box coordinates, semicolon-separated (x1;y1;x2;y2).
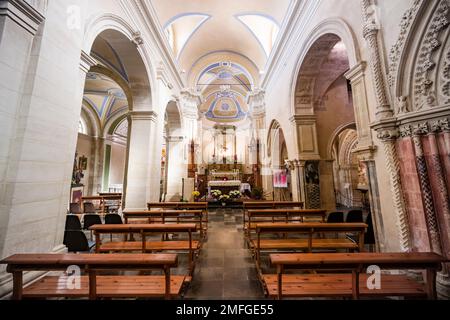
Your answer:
0;0;450;302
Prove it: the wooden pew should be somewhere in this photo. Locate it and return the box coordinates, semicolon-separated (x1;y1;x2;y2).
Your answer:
245;209;327;237
147;202;208;210
243;201;304;210
123;210;207;237
0;253;185;300
90;223;200;274
252;223;367;267
243;202;304;229
265;252;444;300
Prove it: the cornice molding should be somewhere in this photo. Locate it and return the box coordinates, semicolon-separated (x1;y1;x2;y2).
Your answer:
80;50;98;74
123;0;185;90
128;110;158;122
344;61;367;82
261;0;321;89
0;0;44;35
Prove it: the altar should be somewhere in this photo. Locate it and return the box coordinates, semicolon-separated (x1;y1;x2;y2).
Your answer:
208;179;241;195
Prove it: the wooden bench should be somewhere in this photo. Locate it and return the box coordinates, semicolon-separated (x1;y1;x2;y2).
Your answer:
245;209;327;237
90;223;200;274
123;210;207;237
0;253;186;300
147;202;208;211
243;201;304;210
264;252;444;300
252;223;367;267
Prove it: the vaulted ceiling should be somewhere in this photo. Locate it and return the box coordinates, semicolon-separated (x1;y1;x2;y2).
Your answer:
150;0;292;78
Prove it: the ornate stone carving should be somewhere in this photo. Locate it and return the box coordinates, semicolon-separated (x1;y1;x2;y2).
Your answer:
441;50;450;103
382;140;411;251
413;0;450;110
399;125;412;138
180;88;202;120
376;128;399;141
396;96;410;114
388;0;423;87
361;0;393;119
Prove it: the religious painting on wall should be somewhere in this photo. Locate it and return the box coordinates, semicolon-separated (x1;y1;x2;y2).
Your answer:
71;186;84;203
273;169;288;188
78;155;88;171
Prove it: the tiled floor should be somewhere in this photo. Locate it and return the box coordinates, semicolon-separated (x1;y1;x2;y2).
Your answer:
184;208;265;300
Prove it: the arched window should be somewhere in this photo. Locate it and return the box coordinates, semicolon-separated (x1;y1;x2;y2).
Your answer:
78;118;87;134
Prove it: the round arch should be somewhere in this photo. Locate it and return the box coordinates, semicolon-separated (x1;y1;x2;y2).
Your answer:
289;18;360;115
82;13;157;109
326;122;357;159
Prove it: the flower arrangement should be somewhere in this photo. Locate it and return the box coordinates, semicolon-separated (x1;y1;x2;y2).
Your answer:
219;194;230;203
211;189;222;200
229;190;241;199
192;190;200;201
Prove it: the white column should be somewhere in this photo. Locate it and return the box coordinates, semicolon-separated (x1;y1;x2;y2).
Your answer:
165;136;186;201
124;111;158;210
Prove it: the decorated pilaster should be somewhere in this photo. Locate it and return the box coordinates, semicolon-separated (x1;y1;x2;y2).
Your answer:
247;89;266;188
180;89;202;199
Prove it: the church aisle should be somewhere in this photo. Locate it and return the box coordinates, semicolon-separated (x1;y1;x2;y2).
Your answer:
184;209;264;300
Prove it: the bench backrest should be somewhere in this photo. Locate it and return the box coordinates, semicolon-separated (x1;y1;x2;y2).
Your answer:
147;202;207;210
256;222;367;233
89;223;198;234
243;201;304;209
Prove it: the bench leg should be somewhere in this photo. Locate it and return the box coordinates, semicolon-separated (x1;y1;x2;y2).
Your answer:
426;268;437;300
12;271;23;300
89;270;97;300
164;266;171;300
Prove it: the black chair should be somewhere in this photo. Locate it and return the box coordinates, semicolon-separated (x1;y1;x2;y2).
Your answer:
105;214;123;241
83;202;96;214
83;214;102;230
346;210;364;223
83;214;102;240
65;215;82;231
69;202;82;215
105;214;123;225
327;212;344;223
63;230;95;253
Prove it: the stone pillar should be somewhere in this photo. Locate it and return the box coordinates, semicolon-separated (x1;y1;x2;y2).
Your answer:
165;136;185;201
362;0;411;252
361;0;393;119
376;127;411;252
87;137;105;194
411;124;442;255
319;160;337;210
0;0;87;296
344;62;376;150
124;111;158;210
0;0;45;262
247;89;266;189
286;160;306;204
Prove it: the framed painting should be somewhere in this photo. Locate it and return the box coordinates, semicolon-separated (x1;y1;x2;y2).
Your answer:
71;186;84;203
